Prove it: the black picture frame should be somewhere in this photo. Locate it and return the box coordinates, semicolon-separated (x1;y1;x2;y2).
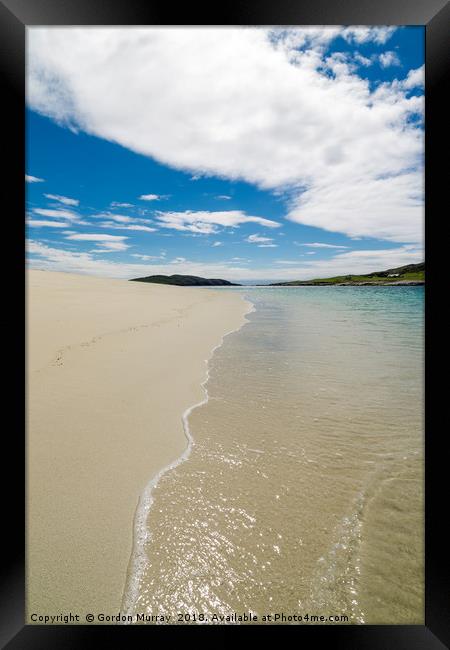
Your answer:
1;0;448;646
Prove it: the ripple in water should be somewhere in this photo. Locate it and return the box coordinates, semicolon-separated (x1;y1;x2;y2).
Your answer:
123;286;424;624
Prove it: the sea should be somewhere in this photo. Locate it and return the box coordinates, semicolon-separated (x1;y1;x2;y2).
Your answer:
123;285;424;625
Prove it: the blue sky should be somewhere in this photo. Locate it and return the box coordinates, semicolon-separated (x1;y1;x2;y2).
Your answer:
26;26;424;282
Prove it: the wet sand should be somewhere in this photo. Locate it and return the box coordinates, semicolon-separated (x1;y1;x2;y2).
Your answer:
26;270;249;619
125;286;423;624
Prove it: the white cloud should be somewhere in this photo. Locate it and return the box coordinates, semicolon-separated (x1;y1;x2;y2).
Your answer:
27;27;423;243
269;26;396;53
91;212;135;223
32;207;81;222
44;193;79;206
27;239;422;281
341;27;396;45
289;244;424;278
246;234;273;244
26;219;69;228
111;201;134;208
155;210;280;234
354;53;372;67
216;195;232;200
291;245;423;277
288;168;424;243
131;253;164;260
212;241;223;247
139;194;162;201
99;221;156;232
26;174;45;183
66;233;126;241
91;212;157;232
246;233;278;247
379;51;401;68
296;242;349;249
275;260;301;264
88;249;117;254
27;240;127;274
65;232;130;251
94;241;130;251
401;65;424;90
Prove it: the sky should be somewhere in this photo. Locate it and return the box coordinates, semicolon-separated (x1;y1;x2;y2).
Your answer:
26;26;424;283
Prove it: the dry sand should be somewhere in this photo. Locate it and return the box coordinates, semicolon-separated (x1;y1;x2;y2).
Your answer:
26;270;249;619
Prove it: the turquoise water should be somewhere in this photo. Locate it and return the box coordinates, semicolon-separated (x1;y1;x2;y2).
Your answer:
127;286;424;624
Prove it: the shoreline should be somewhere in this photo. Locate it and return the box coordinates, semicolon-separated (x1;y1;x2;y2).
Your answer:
27;270;250;620
121;298;254;616
263;281;424;287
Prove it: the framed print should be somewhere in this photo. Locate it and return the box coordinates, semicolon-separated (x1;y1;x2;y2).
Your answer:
1;0;448;646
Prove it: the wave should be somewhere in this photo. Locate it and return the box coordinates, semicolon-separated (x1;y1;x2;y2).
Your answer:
121;296;255;618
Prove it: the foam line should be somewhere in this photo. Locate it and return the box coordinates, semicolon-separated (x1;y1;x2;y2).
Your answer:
121;295;255;617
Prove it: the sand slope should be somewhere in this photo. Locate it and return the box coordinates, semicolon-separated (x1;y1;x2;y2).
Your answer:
26;270;248;619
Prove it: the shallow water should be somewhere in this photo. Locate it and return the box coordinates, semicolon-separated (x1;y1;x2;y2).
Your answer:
124;286;424;624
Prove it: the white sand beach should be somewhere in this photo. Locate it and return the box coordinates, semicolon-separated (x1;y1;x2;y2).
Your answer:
26;270;249;619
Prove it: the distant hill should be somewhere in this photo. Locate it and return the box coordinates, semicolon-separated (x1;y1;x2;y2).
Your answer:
130;274;241;286
270;262;425;286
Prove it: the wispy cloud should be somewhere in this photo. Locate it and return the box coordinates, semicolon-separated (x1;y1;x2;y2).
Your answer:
44;193;79;206
91;212;138;224
91;212;157;232
139;194;165;201
65;233;130;251
26;219;69;228
32;207;82;222
295;242;349;249
275;260;303;264
110;201;134;208
354;53;372;67
131;253;165;261
246;234;273;244
27;239;422;281
26;174;45;183
155;210;280;234
99;222;156;232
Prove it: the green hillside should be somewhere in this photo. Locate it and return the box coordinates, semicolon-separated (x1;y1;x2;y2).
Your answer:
270;263;425;286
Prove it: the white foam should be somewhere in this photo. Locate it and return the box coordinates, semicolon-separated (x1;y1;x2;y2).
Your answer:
121;296;255;617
